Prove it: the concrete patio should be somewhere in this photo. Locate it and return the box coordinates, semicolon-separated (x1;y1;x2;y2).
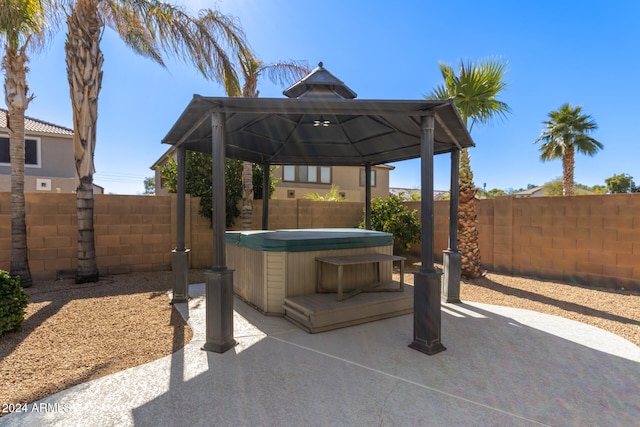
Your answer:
1;283;638;426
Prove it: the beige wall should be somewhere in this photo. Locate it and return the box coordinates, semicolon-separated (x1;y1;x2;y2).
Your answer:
153;162;391;201
0;193;173;280
272;165;390;202
0;176;76;193
406;195;640;291
2;192;638;290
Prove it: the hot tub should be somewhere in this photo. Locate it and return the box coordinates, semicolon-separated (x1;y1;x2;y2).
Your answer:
226;228;394;315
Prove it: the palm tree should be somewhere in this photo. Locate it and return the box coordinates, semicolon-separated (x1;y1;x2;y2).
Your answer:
427;58;511;278
64;0;250;283
534;103;603;196
233;55;308;230
1;0;49;287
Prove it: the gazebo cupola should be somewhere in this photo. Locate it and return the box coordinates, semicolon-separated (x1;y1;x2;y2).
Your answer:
283;62;357;99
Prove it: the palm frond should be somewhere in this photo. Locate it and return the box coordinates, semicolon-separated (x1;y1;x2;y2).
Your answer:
101;0;249;88
0;0;49;51
261;60;310;87
425;57;510;131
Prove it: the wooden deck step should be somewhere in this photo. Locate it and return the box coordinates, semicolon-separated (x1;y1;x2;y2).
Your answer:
283;282;414;333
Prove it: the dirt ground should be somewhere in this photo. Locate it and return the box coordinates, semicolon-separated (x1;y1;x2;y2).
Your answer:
1;266;638;411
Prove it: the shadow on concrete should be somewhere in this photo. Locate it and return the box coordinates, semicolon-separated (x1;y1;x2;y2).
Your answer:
470;275;640;328
127;295;640;426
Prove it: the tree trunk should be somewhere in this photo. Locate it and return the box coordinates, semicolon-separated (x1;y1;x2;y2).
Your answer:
562;146;575;196
240;161;253;230
3;46;32;287
65;0;103;283
458;148;482;278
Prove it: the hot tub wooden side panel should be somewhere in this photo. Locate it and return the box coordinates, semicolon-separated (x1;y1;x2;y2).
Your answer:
285;245;393;297
266;252;286;315
227;243;266;311
227;242;394;315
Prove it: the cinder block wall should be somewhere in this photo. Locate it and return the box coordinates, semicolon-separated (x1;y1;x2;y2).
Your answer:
406;195;640;290
0;193;174;280
508;194;640;289
93;194;173;276
249;199;363;230
2;192;638;289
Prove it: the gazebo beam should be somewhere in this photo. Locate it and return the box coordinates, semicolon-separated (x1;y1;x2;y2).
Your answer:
202;112;236;354
409;112;446;356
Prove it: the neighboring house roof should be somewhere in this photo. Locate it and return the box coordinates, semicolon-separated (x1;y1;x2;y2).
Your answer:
0;109;74;136
390;187;447;200
151;146;175;170
513;186;546;197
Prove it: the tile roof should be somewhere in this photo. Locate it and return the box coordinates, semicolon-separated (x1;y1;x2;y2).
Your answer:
0;108;73;136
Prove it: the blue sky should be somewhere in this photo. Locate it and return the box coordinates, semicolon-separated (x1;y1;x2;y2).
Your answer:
13;0;640;194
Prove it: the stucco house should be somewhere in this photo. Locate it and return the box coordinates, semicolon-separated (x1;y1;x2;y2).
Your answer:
151;147;392;202
0;109;103;194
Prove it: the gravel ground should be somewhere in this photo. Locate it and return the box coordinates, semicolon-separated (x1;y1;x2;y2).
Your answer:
1;267;638;411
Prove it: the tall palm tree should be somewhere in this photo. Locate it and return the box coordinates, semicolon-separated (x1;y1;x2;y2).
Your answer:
234;55;308;230
64;0;250;283
427;58;511;278
534;103;603;196
1;0;48;287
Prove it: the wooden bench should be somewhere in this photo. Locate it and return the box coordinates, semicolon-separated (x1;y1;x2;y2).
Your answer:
315;253;406;301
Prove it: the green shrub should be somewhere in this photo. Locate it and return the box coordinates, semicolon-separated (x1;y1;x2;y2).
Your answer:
360;194;421;251
0;270;30;336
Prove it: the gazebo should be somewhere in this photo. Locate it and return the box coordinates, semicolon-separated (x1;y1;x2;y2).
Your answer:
161;63;474;355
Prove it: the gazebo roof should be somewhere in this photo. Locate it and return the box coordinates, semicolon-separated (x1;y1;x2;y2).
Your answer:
161;95;474;166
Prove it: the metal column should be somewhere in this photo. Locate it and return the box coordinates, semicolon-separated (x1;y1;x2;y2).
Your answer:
409;112;446;355
202;112;236;353
443;148;462;303
262;162;270;230
171;144;189;304
365;163;372;229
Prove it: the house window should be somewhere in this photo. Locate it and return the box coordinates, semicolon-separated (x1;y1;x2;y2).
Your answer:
360;169;376;187
0;135;41;167
283;165;331;184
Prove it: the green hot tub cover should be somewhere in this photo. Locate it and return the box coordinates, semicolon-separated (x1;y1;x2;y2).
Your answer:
225;228;393;252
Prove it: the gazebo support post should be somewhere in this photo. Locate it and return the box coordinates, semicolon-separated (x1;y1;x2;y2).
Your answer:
171;144;189;304
443;148;462;303
262;162;270;230
202;112;236;353
409;113;446;355
365;162;372;229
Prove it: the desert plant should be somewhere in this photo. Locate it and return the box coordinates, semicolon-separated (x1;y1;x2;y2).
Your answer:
304;185;344;201
360;194;421;251
0;270;30;336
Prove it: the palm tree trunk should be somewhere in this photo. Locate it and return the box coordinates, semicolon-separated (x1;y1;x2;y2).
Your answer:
239;73;258;230
562;146;575;196
458;148;482;278
240;161;253;230
3;46;32;287
65;0;103;283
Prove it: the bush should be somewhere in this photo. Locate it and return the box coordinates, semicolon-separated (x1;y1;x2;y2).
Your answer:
0;270;30;336
360;194;421;251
